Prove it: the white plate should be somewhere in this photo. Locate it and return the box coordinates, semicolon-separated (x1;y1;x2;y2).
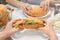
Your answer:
11;29;49;40
23;5;51;19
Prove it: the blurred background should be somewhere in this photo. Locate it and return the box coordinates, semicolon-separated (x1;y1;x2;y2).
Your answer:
0;0;7;4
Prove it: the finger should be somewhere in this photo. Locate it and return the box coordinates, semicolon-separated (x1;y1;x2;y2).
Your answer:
24;7;30;15
11;25;24;33
26;6;32;10
43;19;53;28
41;3;44;10
40;2;43;8
22;3;32;13
47;2;49;9
46;1;49;10
45;2;47;10
23;6;28;13
6;22;13;26
44;19;52;26
11;27;20;33
25;10;29;14
40;2;42;7
26;3;32;10
6;20;16;28
13;27;24;32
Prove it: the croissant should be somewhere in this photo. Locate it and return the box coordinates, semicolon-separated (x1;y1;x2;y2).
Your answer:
26;6;48;17
0;4;9;26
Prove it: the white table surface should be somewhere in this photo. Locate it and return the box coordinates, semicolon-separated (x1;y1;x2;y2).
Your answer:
6;4;60;40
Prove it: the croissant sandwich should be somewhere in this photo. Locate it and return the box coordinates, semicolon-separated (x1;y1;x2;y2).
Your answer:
13;18;46;29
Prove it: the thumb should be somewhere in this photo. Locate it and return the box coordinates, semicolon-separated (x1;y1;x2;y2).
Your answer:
9;27;20;35
12;26;24;33
12;27;20;33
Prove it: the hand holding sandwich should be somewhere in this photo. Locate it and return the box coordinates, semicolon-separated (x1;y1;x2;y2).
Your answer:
38;20;58;40
0;19;24;40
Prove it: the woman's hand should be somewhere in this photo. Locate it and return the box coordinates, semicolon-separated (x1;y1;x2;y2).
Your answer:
21;3;32;14
38;20;58;40
40;0;50;10
0;19;24;40
4;20;24;35
38;20;54;35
